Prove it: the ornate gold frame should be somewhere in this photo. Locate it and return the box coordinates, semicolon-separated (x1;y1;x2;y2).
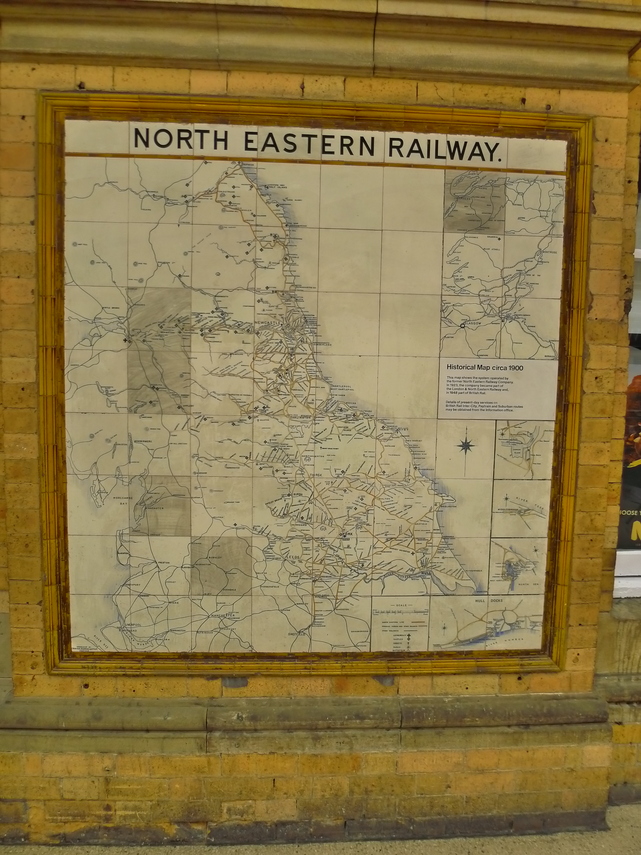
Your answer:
38;93;591;674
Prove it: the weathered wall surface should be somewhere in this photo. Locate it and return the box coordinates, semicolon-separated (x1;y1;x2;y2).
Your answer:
1;62;632;698
1;0;641;841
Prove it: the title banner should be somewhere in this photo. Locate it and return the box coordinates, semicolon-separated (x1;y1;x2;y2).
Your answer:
65;120;567;171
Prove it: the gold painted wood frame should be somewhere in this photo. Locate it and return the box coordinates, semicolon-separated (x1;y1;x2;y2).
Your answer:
38;93;591;675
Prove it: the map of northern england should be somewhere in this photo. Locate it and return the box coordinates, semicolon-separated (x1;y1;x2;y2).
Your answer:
64;133;565;655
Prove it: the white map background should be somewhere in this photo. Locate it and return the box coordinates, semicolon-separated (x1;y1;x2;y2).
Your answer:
64;134;565;654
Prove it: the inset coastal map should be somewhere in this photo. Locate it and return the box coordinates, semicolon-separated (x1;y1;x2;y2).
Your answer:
64;121;566;654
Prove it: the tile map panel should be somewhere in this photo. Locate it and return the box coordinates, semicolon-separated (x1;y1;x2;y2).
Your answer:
63;120;566;654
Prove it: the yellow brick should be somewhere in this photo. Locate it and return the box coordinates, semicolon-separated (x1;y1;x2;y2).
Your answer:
0;223;35;252
588;269;623;297
221;800;255;821
588;295;625;322
204;776;273;801
565;647;596;671
0;169;33;197
452;82;525;109
576;489;608;513
464;793;499;814
593;142;627;170
147;755;211;777
1;279;35;308
42;754;92;777
560;788;607;811
577;466;609;490
11;653;45;674
612;723;641;744
115;755;150;777
397;751;464;774
586;346;617;371
115;675;188;697
113;66;190;93
61;776;108;801
9;627;44;653
592;193;624;220
0;251;35;278
1;330;36;357
331;676;396;696
78;676;119;697
406;772;455;796
5;455;38;479
590;243;623;270
578;442;610;466
360;753;396;774
227;71;303;99
499;747;568;770
397;675;433;695
569;601;600;626
107;778;169;799
254;798;297;822
222;675;331;697
0;755;24;775
1;776;61;800
298;754;360;775
583;369;615;394
45;799;110;823
2;358;36;383
345;76;417;103
0;89;35;116
612;744;637;766
272;776;312;799
0;143;34;171
417;81;454;104
0;115;35;144
22;755;42;777
12;674;83;697
566;625;598;648
7;507;40;534
593;168;626;198
500;791;558;813
8;580;42;605
222;753;297;777
465;749;501;771
2;62;75;88
4;433;38;459
523;87;560;113
74;65;115;90
167;777;204;800
432;674;499;695
574;512;605;534
189;69;228;95
185;676;222;698
0;196;34;227
311;775;350;798
559;89;628;117
450;771;519;795
302;75;346;100
527;672;572;693
582;744;612;767
399;793;465;817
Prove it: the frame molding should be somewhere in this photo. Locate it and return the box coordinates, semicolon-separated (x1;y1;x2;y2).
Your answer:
38;92;591;675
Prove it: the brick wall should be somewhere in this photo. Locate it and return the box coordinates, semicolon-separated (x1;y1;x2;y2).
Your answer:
2;62;636;697
0;711;613;843
1;58;640;840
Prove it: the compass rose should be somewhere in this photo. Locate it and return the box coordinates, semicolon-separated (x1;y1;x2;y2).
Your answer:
457;428;475;475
